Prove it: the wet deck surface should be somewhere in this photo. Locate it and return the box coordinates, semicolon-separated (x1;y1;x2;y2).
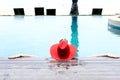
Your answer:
0;57;120;80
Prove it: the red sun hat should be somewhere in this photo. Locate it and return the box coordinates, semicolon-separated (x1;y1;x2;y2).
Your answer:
50;39;76;60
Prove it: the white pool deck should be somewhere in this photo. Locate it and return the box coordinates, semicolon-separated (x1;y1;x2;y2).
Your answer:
0;57;120;80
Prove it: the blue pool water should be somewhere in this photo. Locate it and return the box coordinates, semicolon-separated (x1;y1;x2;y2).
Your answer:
0;16;120;58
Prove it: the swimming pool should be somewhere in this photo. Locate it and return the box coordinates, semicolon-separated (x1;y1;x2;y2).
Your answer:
0;16;120;58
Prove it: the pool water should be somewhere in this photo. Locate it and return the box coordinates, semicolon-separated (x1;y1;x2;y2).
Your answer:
0;16;120;58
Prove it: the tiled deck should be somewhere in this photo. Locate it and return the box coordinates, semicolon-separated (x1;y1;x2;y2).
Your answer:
0;57;120;80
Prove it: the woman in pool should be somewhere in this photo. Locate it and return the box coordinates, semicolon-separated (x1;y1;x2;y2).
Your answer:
8;39;119;59
50;38;77;61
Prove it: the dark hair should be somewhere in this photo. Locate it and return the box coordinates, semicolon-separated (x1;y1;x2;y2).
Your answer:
57;45;70;59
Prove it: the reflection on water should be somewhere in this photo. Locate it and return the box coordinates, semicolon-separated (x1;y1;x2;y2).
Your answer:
49;59;79;70
108;24;120;36
14;16;24;20
70;16;79;58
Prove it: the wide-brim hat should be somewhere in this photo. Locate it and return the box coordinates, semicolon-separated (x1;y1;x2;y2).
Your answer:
50;40;76;60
